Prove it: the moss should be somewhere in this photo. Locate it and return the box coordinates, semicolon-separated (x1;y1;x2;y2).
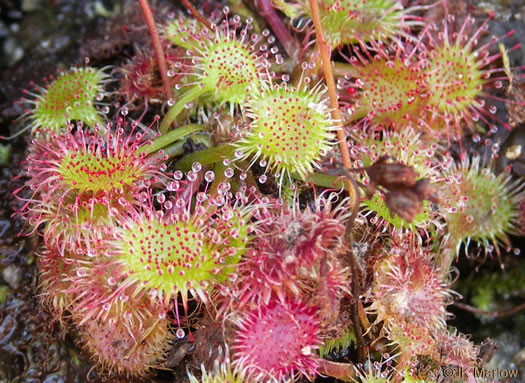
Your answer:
0;144;10;166
318;327;355;358
0;285;9;305
457;263;525;311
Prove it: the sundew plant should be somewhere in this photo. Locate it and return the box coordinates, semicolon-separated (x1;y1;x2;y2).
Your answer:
5;0;525;382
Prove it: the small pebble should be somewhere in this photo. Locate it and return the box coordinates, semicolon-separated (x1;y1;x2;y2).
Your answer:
2;265;22;290
21;0;41;12
3;37;24;67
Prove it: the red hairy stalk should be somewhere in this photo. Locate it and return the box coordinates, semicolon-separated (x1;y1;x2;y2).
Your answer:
138;0;173;103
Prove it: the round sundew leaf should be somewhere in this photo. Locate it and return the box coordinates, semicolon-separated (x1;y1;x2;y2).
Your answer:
442;157;523;253
163;17;203;51
353;58;429;128
77;298;173;377
200;40;261;104
237;83;335;179
311;0;405;47
41;199;114;255
286;0;405;49
362;194;431;232
159;15;272;132
116;219;218;301
415;13;517;141
32;67;108;132
188;358;249;383
370;239;450;334
233;299;321;381
38;248;77;319
427;44;484;118
18;126;164;254
214;210;251;283
58;151;144;193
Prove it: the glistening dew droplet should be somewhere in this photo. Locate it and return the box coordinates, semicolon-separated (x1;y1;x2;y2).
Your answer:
204;170;215;182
